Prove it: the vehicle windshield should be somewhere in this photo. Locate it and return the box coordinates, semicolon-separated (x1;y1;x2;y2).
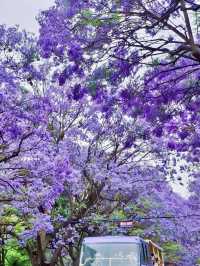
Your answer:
80;242;140;266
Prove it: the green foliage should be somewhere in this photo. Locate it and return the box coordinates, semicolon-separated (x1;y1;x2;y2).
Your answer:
197;257;200;264
5;240;31;266
52;196;71;218
110;13;122;22
130;227;145;236
81;10;103;27
111;209;127;220
81;9;122;27
151;58;161;66
163;241;182;262
0;208;31;266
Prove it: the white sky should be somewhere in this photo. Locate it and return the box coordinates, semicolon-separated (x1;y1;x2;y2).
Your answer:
0;0;55;34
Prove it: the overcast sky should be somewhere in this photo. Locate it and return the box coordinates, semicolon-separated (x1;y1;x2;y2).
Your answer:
0;0;55;34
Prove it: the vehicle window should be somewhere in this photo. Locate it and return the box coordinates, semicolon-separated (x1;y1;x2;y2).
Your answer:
80;243;140;266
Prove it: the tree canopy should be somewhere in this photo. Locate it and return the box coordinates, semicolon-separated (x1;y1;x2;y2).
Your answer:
1;1;200;266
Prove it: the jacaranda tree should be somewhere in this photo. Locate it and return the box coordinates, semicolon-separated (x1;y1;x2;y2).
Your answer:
1;1;200;266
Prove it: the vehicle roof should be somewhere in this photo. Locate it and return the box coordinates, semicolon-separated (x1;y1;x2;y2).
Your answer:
83;236;143;244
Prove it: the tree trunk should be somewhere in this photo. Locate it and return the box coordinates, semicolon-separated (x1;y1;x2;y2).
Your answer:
72;257;80;266
29;254;50;266
68;245;80;266
27;230;49;266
